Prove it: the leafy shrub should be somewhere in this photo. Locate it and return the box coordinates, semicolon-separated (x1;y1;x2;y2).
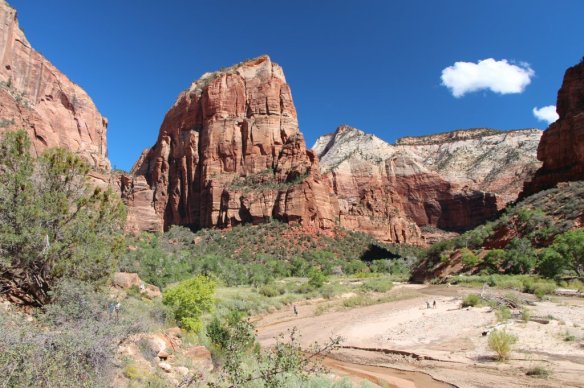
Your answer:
162;275;215;332
207;315;341;387
342;295;367;308
460;248;479;268
259;284;285;298
308;267;326;288
0;131;126;306
488;329;517;360
462;293;481;307
0;280;162;387
564;331;576;342
521;308;531;322
343;259;368;275
360;278;393;293
526;366;550;378
496;307;512;322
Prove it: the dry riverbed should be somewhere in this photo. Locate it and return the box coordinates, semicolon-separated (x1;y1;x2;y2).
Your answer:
255;284;584;387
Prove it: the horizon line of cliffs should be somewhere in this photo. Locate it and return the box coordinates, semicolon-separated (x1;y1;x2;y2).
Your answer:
117;55;547;244
1;1;583;244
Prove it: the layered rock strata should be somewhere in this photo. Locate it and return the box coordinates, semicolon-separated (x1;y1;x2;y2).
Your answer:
0;1;110;172
522;59;584;197
125;56;339;235
314;126;541;238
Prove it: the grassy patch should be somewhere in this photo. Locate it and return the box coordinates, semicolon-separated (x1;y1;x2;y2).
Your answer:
526;366;551;378
461;293;482;307
450;275;557;297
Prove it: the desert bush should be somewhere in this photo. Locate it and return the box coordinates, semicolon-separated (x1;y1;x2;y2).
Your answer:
462;293;481;307
343;259;368;275
162;275;215;332
308;267;327;288
521;308;531;322
488;329;517;360
259;284;285;298
360;278;393;293
496;307;512;322
0;280;161;387
526;366;550;378
207;314;341;387
0;131;126;306
563;331;576;342
319;286;336;299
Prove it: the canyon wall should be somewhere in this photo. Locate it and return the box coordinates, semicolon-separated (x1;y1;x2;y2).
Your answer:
314;126;541;241
123;56;340;236
0;1;110;176
522;59;584;197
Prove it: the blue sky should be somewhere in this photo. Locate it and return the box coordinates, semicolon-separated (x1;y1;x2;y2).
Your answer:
10;0;584;171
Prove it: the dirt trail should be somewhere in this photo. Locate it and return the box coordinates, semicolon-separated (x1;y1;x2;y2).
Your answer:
255;284;584;387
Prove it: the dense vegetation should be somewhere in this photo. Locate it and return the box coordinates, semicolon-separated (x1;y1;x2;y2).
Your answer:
0;131;401;387
415;181;584;282
120;221;422;289
0;130;126;306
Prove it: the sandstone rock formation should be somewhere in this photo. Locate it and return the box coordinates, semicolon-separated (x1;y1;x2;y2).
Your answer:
314;125;541;240
0;1;110;174
124;56;339;234
522;58;584;197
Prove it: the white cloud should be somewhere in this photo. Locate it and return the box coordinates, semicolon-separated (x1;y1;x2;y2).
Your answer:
532;105;558;124
441;58;534;97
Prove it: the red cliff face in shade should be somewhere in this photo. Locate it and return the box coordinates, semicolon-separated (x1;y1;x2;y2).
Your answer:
123;56;339;235
0;1;110;175
522;59;584;197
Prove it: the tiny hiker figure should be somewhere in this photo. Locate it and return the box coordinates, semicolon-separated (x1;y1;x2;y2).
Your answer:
108;302;115;320
426;300;431;309
293;304;298;316
433;300;437;309
114;302;121;321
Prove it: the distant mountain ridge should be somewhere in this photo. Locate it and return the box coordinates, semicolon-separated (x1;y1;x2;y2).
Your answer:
313;125;542;242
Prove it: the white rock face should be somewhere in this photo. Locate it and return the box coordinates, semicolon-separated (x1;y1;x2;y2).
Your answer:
314;126;542;206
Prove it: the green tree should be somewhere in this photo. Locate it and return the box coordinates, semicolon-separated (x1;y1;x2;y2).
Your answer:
460;248;479;269
307;267;326;288
542;230;584;278
0;131;126;306
162;275;215;332
503;238;537;274
484;249;506;272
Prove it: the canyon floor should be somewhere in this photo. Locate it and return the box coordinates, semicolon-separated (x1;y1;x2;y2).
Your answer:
255;284;584;388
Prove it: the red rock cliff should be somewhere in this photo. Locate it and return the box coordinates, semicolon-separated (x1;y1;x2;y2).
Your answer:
522;59;584;197
314;126;542;242
124;56;339;234
0;1;110;172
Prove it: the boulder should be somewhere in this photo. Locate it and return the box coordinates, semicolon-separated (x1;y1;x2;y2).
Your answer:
112;272;161;298
158;361;172;373
112;272;141;289
184;346;213;372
